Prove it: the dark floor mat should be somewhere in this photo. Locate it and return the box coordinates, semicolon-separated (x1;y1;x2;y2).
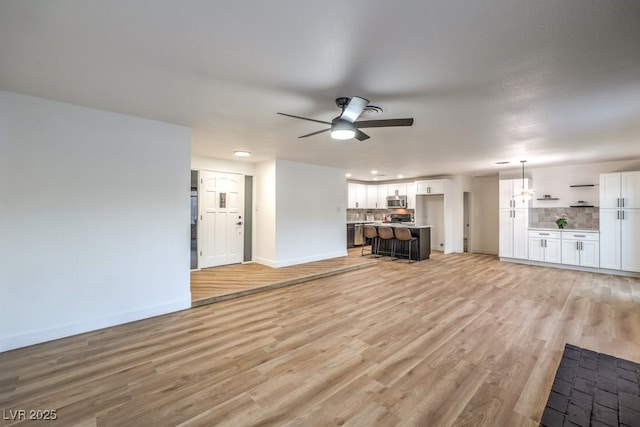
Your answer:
540;343;640;427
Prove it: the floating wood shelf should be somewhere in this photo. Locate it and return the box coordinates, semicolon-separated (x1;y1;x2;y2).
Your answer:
570;205;594;208
537;197;559;200
569;184;595;188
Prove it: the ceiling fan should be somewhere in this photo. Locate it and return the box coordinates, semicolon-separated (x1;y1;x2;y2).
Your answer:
277;96;414;141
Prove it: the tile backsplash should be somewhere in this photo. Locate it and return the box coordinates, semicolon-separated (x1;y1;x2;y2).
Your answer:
530;207;599;230
347;209;414;221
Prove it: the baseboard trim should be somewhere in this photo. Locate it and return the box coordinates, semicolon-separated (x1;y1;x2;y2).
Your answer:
0;298;191;353
500;257;640;278
255;250;349;269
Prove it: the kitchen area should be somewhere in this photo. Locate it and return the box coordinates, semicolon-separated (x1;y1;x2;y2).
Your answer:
498;168;640;275
346;178;464;261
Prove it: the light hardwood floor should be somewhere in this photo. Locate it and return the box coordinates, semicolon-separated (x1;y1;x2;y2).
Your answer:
190;251;376;306
2;253;640;426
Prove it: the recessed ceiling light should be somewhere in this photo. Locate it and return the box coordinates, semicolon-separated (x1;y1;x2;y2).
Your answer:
234;150;251;157
345;173;352;177
397;174;404;178
373;177;379;181
495;161;510;165
371;170;378;175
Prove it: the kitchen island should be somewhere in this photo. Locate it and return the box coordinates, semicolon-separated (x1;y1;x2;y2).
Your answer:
369;223;432;261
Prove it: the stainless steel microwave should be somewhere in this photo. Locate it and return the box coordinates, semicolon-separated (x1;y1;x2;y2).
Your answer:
386;195;407;209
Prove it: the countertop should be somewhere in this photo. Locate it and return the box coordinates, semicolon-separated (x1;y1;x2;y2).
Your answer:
370;222;433;229
346;221;375;225
529;227;599;233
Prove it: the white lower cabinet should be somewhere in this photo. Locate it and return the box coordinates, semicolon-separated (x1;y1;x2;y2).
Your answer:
500;209;529;259
561;231;600;268
600;208;640;272
528;230;561;263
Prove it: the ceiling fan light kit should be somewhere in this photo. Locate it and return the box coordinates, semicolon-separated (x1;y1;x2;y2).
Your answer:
278;96;414;142
330;118;356;140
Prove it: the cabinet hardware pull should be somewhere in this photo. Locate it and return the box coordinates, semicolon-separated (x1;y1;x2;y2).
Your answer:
540;233;549;236
621;210;625;220
617;198;620;207
621;198;625;208
617;211;620;220
576;242;580;251
575;235;585;237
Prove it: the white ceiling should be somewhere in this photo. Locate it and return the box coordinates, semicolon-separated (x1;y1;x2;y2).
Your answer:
1;1;640;181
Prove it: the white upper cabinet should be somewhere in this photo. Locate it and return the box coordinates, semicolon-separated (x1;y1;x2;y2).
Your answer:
499;178;530;209
376;185;388;208
365;184;387;209
347;183;366;209
600;171;640;208
600;173;621;208
499;178;530;260
366;185;379;209
387;183;407;197
415;179;444;195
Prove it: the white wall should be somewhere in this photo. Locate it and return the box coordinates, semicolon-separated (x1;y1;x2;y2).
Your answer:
0;91;192;351
275;160;347;267
255;160;276;265
500;159;640;208
416;195;445;250
254;159;347;268
191;155;256;176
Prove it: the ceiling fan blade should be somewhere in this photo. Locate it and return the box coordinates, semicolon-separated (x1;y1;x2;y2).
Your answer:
355;118;414;128
277;112;331;125
340;96;369;123
299;128;331;138
354;129;370;141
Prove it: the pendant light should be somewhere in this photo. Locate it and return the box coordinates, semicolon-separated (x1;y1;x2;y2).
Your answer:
515;160;534;202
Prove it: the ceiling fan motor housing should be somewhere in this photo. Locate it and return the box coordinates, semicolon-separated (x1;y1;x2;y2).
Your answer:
335;97;351;110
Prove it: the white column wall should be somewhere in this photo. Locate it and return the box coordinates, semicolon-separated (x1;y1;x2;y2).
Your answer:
254;160;277;266
254;159;347;268
0;91;191;351
274;160;347;267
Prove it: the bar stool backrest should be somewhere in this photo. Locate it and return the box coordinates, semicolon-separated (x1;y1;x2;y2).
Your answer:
394;227;413;241
378;226;394;240
363;225;378;239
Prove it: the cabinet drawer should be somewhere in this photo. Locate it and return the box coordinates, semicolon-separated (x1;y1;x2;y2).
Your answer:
561;231;599;241
528;230;561;239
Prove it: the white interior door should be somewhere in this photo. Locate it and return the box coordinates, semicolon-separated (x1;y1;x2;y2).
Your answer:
198;170;244;268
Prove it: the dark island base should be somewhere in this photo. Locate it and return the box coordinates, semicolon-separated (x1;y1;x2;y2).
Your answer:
366;227;431;261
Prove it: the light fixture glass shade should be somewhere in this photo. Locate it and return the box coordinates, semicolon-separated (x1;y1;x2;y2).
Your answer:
514;160;534;202
233;150;251;157
331;118;355;140
331;129;355;140
515;188;535;200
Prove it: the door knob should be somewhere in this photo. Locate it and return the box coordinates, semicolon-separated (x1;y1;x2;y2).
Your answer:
236;221;243;225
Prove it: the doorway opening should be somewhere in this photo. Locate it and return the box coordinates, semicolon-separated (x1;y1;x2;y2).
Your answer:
190;170;198;270
463;191;470;252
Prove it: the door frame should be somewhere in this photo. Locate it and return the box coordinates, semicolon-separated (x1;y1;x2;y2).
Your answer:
197;170;245;269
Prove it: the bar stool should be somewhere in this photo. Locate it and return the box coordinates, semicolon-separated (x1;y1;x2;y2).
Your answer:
362;225;380;257
377;226;396;259
393;227;418;263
